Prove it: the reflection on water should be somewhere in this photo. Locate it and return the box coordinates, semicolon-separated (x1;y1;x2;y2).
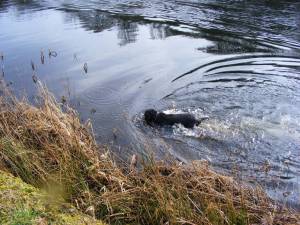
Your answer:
117;21;138;46
1;0;300;208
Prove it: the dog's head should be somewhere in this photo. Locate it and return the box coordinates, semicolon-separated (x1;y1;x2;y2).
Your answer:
144;109;157;126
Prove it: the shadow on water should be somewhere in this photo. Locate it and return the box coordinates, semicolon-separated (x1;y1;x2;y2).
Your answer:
1;0;300;208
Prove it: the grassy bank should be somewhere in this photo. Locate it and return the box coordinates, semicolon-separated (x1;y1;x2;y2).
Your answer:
0;82;299;224
0;171;105;225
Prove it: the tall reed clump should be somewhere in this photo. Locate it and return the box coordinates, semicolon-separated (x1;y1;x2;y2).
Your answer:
0;81;298;225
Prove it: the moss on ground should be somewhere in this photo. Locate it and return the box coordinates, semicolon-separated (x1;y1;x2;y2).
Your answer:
0;171;105;225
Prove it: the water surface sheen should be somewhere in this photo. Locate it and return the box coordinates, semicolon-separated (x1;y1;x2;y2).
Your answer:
0;0;300;207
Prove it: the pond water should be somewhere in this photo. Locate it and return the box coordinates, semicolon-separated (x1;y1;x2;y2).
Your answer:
1;0;300;207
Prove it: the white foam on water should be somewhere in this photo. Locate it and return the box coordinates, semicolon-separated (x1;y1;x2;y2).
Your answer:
170;107;300;166
241;115;300;143
168;108;240;141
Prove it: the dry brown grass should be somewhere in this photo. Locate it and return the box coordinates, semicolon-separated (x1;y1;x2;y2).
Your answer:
0;81;299;225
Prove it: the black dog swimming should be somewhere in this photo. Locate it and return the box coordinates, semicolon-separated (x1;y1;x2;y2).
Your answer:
144;109;203;129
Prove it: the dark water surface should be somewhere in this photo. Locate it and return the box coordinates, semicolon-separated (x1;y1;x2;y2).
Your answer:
1;0;300;207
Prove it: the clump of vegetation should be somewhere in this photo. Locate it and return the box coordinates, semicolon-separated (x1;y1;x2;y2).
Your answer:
0;82;299;224
0;171;105;225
